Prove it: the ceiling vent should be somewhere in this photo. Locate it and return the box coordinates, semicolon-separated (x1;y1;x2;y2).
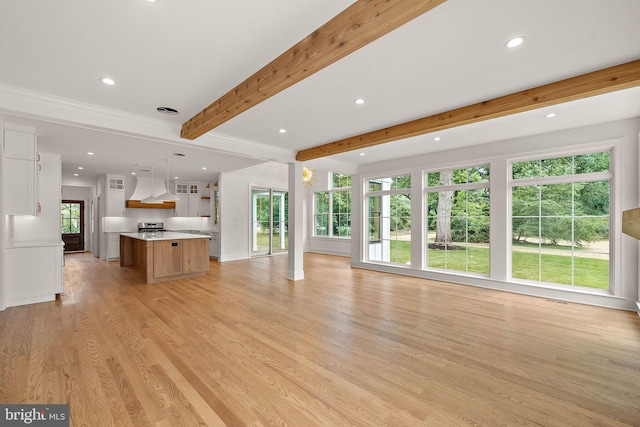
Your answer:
156;106;179;115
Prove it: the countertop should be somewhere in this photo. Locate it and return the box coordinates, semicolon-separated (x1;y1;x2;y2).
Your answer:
6;240;65;249
120;232;210;241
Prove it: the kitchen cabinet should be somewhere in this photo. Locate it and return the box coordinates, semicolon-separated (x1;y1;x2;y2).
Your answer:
210;232;220;259
107;232;120;260
154;240;183;277
183;238;209;272
153;238;208;277
105;174;125;216
120;232;209;283
3;125;36;215
5;243;63;307
175;181;210;217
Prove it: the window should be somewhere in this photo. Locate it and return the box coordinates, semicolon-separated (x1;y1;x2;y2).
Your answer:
511;151;610;290
366;174;411;265
332;172;351;189
314;192;329;236
314;173;352;238
61;202;81;234
426;166;490;275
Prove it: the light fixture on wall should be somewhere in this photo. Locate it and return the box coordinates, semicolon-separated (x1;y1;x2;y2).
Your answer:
302;167;316;187
157;159;180;201
141;166;163;204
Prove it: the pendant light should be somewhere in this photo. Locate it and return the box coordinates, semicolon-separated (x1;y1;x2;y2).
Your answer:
158;159;180;201
141;166;163;204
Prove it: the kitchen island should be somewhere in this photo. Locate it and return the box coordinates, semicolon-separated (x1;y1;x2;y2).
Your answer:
119;232;210;283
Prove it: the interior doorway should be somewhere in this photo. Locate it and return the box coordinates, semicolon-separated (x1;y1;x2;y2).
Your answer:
61;200;84;252
251;188;288;257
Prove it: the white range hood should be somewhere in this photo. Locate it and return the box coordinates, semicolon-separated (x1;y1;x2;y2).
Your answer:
128;176;169;201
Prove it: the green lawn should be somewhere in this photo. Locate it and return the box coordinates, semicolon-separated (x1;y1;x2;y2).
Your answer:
388;241;609;290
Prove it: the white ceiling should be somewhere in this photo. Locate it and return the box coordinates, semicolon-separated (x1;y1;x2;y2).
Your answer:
0;0;639;182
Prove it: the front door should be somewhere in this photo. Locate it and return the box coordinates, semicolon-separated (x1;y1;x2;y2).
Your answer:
61;200;84;252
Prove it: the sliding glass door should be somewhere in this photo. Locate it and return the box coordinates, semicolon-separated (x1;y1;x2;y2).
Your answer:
251;188;288;257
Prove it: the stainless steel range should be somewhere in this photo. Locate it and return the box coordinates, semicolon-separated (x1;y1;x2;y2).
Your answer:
138;222;166;232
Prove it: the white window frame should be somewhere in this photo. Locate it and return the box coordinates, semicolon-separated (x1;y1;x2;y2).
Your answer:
424;165;491;276
312;173;352;239
364;173;412;266
508;144;619;295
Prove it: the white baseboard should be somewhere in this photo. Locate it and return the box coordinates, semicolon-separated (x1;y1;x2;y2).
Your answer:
351;261;637;311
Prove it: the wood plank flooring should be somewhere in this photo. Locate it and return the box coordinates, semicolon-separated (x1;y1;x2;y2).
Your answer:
1;252;639;426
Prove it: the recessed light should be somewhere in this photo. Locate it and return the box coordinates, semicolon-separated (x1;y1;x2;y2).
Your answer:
87;152;94;156
73;173;79;177
505;36;525;48
434;137;441;141
202;167;207;170
157;106;179;115
77;166;83;170
359;152;365;156
174;176;179;180
278;129;287;134
545;112;558;118
100;77;116;85
131;172;136;175
354;98;365;105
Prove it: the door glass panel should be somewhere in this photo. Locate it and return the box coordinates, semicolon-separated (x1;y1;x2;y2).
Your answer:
251;189;271;256
61;201;84;251
272;191;288;254
251;189;288;256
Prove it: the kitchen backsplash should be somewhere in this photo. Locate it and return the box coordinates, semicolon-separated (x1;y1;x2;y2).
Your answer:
103;210;215;232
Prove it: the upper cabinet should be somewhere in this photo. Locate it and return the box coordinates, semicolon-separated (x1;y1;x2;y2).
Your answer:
175;181;211;217
3;125;36;215
104;174;125;216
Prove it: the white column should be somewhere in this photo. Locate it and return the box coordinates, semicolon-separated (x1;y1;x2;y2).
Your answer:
490;158;509;281
287;163;304;280
410;169;425;269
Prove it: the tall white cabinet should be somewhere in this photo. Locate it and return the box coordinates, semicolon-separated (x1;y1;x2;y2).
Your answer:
2;124;64;307
100;174;126;260
3;125;36;215
105;174;125;217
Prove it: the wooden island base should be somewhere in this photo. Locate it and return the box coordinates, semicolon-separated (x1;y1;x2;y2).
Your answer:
120;234;209;283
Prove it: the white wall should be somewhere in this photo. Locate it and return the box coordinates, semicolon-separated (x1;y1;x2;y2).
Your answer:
219;162;288;261
0;114;5;310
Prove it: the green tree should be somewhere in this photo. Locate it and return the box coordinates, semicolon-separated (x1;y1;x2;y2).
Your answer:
428;167;490;247
512;152;610;246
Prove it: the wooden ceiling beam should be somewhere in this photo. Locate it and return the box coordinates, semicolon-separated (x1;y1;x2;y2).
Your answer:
181;0;447;140
296;59;640;161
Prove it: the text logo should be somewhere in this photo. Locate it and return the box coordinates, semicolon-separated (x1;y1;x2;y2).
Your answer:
1;405;69;426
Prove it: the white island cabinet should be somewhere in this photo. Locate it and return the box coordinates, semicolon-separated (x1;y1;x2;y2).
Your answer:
119;232;210;283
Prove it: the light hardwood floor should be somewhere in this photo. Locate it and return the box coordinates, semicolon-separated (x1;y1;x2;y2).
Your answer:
1;252;639;426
